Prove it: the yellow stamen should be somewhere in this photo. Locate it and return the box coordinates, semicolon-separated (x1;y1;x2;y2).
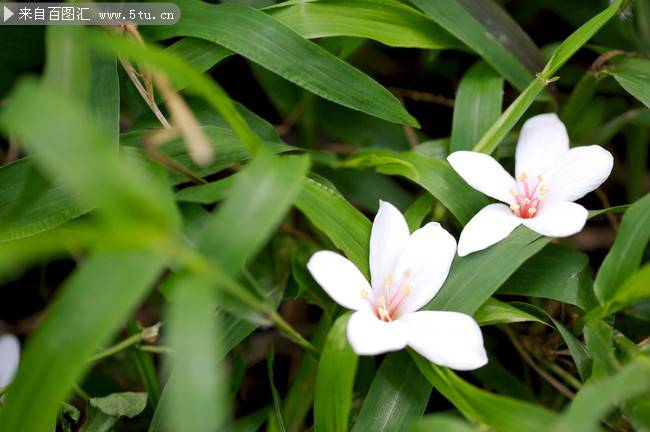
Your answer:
360;289;369;298
510;203;520;211
518;172;527;182
384;273;393;289
377;296;391;321
510;189;519;197
537;174;543;181
528;208;537;215
403;268;412;277
403;284;412;296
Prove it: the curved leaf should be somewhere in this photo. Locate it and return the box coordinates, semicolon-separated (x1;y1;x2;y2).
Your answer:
145;0;417;126
341;149;489;225
408;0;543;90
267;0;460;49
314;313;358;432
411;354;557;432
498;244;598;310
295;177;371;277
451;61;504;152
594;193;650;303
0;251;165;432
352;351;431;432
426;227;549;314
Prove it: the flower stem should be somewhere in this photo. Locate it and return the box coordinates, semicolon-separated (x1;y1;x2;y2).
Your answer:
72;383;90;401
267;309;319;359
88;323;161;363
138;345;173;354
501;326;575;399
537;357;583;390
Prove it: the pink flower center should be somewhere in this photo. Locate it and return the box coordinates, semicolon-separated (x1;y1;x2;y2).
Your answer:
510;172;547;219
360;269;413;322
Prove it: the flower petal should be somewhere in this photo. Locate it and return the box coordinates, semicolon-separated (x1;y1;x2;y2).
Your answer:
447;151;516;203
0;334;20;389
401;311;487;370
545;145;614;203
522;201;588;238
515;113;569;178
347;310;407;355
393;222;457;314
457;204;522;256
370;200;410;292
307;251;370;311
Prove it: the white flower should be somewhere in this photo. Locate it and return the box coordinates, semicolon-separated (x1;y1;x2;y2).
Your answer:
448;113;613;256
307;201;487;371
0;334;20;390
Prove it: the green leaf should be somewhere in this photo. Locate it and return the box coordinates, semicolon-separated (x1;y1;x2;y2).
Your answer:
0;78;174;227
43;26;90;99
267;345;288;432
594;193;650;304
542;0;625;76
0;124;286;244
411;354;557;432
0;158;88;242
427;227;549;314
471;357;536;401
89;392;148;418
321;168;412;214
560;73;599;134
471;78;546;154
88;52;119;148
295;177;372;277
451;61;504;152
408;0;543;90
153;152;309;431
150;310;258;432
625;126;648;202
281;316;331;432
90;31;264;154
164;37;232;91
196;151;310;272
176;175;239;204
127;321;160;409
409;414;476;432
473;0;625;155
314;313;358;432
166;276;225;432
589;264;650;320
473;298;545;326
352;351;431;432
513;303;593;381
404;194;435;232
584;319;618;379
79;409;118;432
554;319;593;382
551;359;650;432
144;0;417;126
81;392;148;432
498;244;598;310
266;0;460;49
341;149;489;225
0;251;165;432
226;407;272;432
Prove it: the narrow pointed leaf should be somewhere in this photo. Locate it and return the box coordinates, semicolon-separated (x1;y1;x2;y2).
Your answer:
145;1;417;126
314;313;358;432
